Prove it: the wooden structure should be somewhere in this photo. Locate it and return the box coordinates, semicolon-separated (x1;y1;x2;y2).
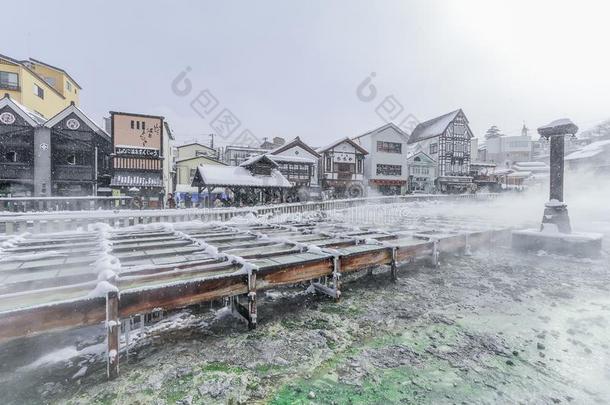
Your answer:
317;137;368;198
191;155;293;206
0;210;509;379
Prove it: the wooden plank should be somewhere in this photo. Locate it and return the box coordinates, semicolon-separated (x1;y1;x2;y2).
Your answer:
256;258;333;288
118;274;248;318
0;296;106;342
340;248;392;273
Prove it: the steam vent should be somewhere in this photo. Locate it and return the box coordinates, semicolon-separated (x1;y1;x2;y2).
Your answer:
512;118;603;257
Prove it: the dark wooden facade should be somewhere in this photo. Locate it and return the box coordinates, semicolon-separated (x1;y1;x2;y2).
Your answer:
50;112;112;196
0;105;35;197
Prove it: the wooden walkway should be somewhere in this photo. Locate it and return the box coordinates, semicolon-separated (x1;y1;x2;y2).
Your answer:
0;215;510;379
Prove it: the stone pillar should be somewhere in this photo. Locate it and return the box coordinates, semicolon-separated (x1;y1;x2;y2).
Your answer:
33;127;52;197
548;134;565;202
537;119;578;234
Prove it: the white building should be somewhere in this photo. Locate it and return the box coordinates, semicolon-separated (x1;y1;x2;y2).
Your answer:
407;109;475;193
406;151;436;193
484;125;532;167
352;123;410;195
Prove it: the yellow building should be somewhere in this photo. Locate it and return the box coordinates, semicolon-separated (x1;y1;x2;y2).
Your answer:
0;54;81;119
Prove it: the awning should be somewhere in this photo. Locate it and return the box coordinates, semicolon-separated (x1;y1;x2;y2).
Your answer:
110;172;163;187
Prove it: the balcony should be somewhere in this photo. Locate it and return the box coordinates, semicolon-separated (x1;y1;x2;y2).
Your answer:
0;163;33;180
53;165;94;181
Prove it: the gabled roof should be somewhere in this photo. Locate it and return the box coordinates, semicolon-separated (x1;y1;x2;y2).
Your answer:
192;164;292;188
269;136;321;158
316;137;369;155
178;141;215;151
0;53;67;100
28;58;82;89
44;103;109;137
0;95;46;126
239;154;279;168
352;122;410;142
407;150;435;163
175;155;227;165
408;109;464;144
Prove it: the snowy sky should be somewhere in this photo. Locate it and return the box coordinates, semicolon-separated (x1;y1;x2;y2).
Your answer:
5;0;610;145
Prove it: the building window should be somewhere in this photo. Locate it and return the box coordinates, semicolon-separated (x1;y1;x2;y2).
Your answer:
142;121;146;130
377;141;402;154
429;143;438;154
67;155;77;165
376;164;402;176
0;71;19;90
66;81;72;91
33;84;44;99
44;76;56;87
357;158;363;173
136;121;140;130
5;151;17;162
325;155;332;172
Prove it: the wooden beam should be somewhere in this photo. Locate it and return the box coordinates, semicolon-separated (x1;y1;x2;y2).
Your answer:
0;296;106;342
118;274;248;318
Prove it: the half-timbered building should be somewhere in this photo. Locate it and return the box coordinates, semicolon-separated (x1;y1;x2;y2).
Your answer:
407;109;475;193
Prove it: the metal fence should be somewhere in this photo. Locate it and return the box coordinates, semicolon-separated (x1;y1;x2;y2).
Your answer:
0;193;498;235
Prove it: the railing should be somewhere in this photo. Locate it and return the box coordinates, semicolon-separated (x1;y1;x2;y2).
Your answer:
0;193;499;235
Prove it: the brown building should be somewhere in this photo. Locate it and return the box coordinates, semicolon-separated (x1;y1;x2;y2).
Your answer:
109;111;165;208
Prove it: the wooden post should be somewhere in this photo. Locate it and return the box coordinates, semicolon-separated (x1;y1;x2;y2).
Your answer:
332;255;341;302
106;290;120;380
390;246;398;282
431;240;439;268
247;269;257;330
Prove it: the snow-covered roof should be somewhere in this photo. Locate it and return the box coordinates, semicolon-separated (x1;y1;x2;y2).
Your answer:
239;154;279;168
316;137;369;154
44;103;109;137
564;140;610;161
352;122;410;142
507;171;532;178
192;164;292;188
267;154;316;164
269;136;321;158
512;161;547;167
408;109;462;144
0;96;46;126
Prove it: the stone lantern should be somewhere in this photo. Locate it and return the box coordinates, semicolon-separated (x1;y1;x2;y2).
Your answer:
512;118;602;257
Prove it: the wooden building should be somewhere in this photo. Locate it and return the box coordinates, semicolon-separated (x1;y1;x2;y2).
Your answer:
268;136;321;200
317;137;368;198
109;111;166;208
192;154;292;206
0;95;111;198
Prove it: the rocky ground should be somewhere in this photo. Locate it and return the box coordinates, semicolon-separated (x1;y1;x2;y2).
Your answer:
2;242;609;405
